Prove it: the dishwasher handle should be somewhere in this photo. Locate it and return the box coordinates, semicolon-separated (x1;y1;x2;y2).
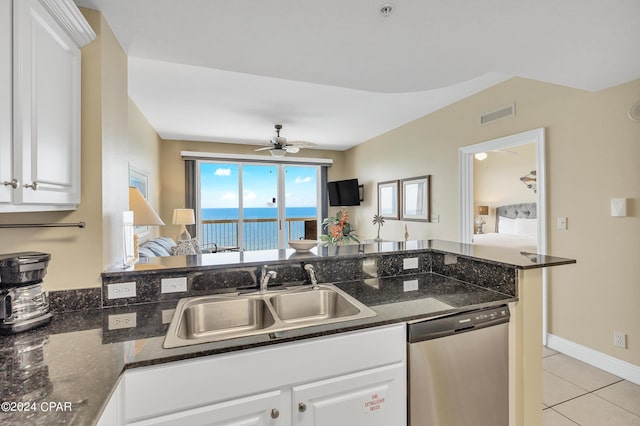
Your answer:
408;305;509;344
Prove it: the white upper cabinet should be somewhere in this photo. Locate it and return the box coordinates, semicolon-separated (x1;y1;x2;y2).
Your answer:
0;0;12;205
1;0;94;212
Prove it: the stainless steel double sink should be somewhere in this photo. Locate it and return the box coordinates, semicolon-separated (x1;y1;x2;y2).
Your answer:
163;284;377;348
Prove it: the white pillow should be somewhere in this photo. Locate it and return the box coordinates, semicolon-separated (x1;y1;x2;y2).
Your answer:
515;218;537;236
497;216;517;234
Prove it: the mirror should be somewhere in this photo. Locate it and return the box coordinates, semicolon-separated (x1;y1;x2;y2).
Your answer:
377;180;399;220
401;175;431;222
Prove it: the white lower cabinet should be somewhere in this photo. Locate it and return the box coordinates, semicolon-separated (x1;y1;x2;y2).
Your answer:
99;324;406;426
292;363;405;426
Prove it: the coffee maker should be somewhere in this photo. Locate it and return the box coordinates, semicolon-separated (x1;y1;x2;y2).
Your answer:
0;252;53;334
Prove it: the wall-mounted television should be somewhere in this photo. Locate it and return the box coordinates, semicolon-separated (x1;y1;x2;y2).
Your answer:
327;178;361;206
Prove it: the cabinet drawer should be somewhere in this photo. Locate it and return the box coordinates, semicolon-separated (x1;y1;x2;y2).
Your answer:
128;390;285;426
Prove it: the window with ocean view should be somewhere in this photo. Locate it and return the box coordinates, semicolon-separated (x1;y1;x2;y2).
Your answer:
198;161;320;251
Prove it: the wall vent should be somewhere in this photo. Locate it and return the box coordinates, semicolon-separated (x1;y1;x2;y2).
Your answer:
480;104;515;125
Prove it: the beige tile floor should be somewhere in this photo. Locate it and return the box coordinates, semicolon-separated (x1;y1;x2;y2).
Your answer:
543;347;640;425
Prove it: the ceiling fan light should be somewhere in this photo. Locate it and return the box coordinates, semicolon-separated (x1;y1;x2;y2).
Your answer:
270;148;286;157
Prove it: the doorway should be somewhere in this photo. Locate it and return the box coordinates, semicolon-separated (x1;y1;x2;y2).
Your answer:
459;127;548;343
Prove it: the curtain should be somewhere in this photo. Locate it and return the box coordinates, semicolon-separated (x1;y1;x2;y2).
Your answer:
185;159;197;238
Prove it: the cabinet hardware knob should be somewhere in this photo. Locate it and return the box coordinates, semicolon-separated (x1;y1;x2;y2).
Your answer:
270;408;279;419
24;182;38;191
2;179;18;189
298;402;307;412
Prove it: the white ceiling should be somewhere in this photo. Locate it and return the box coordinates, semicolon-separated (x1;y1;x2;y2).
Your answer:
74;0;640;151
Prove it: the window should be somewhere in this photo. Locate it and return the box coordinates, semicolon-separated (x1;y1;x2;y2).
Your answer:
196;160;321;251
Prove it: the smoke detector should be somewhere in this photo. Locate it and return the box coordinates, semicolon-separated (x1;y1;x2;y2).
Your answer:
379;3;394;17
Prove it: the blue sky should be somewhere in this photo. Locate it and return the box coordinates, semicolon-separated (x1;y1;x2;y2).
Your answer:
200;163;317;209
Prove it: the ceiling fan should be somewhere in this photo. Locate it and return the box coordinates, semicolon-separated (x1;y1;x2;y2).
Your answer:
254;124;312;157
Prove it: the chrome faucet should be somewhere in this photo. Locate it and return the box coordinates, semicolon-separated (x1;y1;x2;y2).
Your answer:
260;265;277;293
304;264;319;290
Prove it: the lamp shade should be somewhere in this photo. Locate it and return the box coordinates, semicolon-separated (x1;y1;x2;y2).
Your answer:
478;205;489;215
172;209;195;225
129;187;165;226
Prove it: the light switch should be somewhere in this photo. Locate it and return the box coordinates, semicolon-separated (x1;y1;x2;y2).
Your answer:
557;217;568;230
611;198;627;217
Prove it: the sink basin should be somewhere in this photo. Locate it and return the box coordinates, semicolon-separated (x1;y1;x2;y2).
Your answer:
269;288;360;323
176;297;275;340
164;284;376;348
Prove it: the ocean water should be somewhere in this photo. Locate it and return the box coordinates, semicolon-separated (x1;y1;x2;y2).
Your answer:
202;207;317;220
200;207;317;250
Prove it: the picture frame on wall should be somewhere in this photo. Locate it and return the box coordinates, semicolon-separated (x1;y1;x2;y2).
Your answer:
401;175;431;222
129;165;150;238
377;180;400;220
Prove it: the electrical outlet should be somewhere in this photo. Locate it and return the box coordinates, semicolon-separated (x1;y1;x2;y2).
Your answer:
161;309;176;324
107;282;136;299
403;257;419;270
430;214;439;223
403;279;419;292
108;313;137;330
614;331;627;348
161;277;187;293
444;254;458;265
557;217;568;230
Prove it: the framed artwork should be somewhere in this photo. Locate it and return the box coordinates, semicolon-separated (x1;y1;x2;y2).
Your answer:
129;165;150;238
377;180;399;220
401;175;431;222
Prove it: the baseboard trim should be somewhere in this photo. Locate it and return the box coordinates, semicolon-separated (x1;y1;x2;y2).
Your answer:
547;334;640;385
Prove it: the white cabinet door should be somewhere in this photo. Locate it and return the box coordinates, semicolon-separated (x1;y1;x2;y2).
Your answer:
12;0;80;207
292;363;406;426
128;390;286;426
0;0;12;205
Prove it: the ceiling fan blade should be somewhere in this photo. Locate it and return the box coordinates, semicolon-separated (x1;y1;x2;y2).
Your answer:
284;146;300;153
287;141;315;148
254;146;272;151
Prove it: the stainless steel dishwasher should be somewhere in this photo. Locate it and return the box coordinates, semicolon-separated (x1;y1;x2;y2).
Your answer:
407;305;510;426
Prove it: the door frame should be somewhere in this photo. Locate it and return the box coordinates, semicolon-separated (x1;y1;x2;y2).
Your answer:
459;127;548;344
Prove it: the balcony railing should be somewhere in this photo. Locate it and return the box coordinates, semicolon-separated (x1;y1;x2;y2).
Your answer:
200;217;316;251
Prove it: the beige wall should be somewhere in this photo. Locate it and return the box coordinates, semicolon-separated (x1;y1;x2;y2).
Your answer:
95;9;129;271
344;77;640;365
158;140;346;241
128;99;163;240
474;142;537;232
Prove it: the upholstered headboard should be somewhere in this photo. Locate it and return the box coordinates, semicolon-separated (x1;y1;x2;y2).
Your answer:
495;203;537;232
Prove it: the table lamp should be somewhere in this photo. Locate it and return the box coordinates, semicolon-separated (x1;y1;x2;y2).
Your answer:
172;208;195;241
476;205;489;234
129;187;165;259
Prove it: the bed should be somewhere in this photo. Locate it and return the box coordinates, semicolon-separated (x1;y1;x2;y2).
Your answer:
473;202;538;252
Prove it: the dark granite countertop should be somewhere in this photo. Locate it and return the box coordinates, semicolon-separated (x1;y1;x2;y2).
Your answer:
103;239;575;278
0;272;516;425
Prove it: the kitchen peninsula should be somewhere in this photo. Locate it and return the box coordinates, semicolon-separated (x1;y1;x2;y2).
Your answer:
0;240;574;425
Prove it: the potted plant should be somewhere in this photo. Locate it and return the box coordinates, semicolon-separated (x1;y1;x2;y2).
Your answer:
372;214;385;242
320;209;360;245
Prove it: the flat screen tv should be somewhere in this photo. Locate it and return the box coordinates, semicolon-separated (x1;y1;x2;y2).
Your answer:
327;178;361;206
